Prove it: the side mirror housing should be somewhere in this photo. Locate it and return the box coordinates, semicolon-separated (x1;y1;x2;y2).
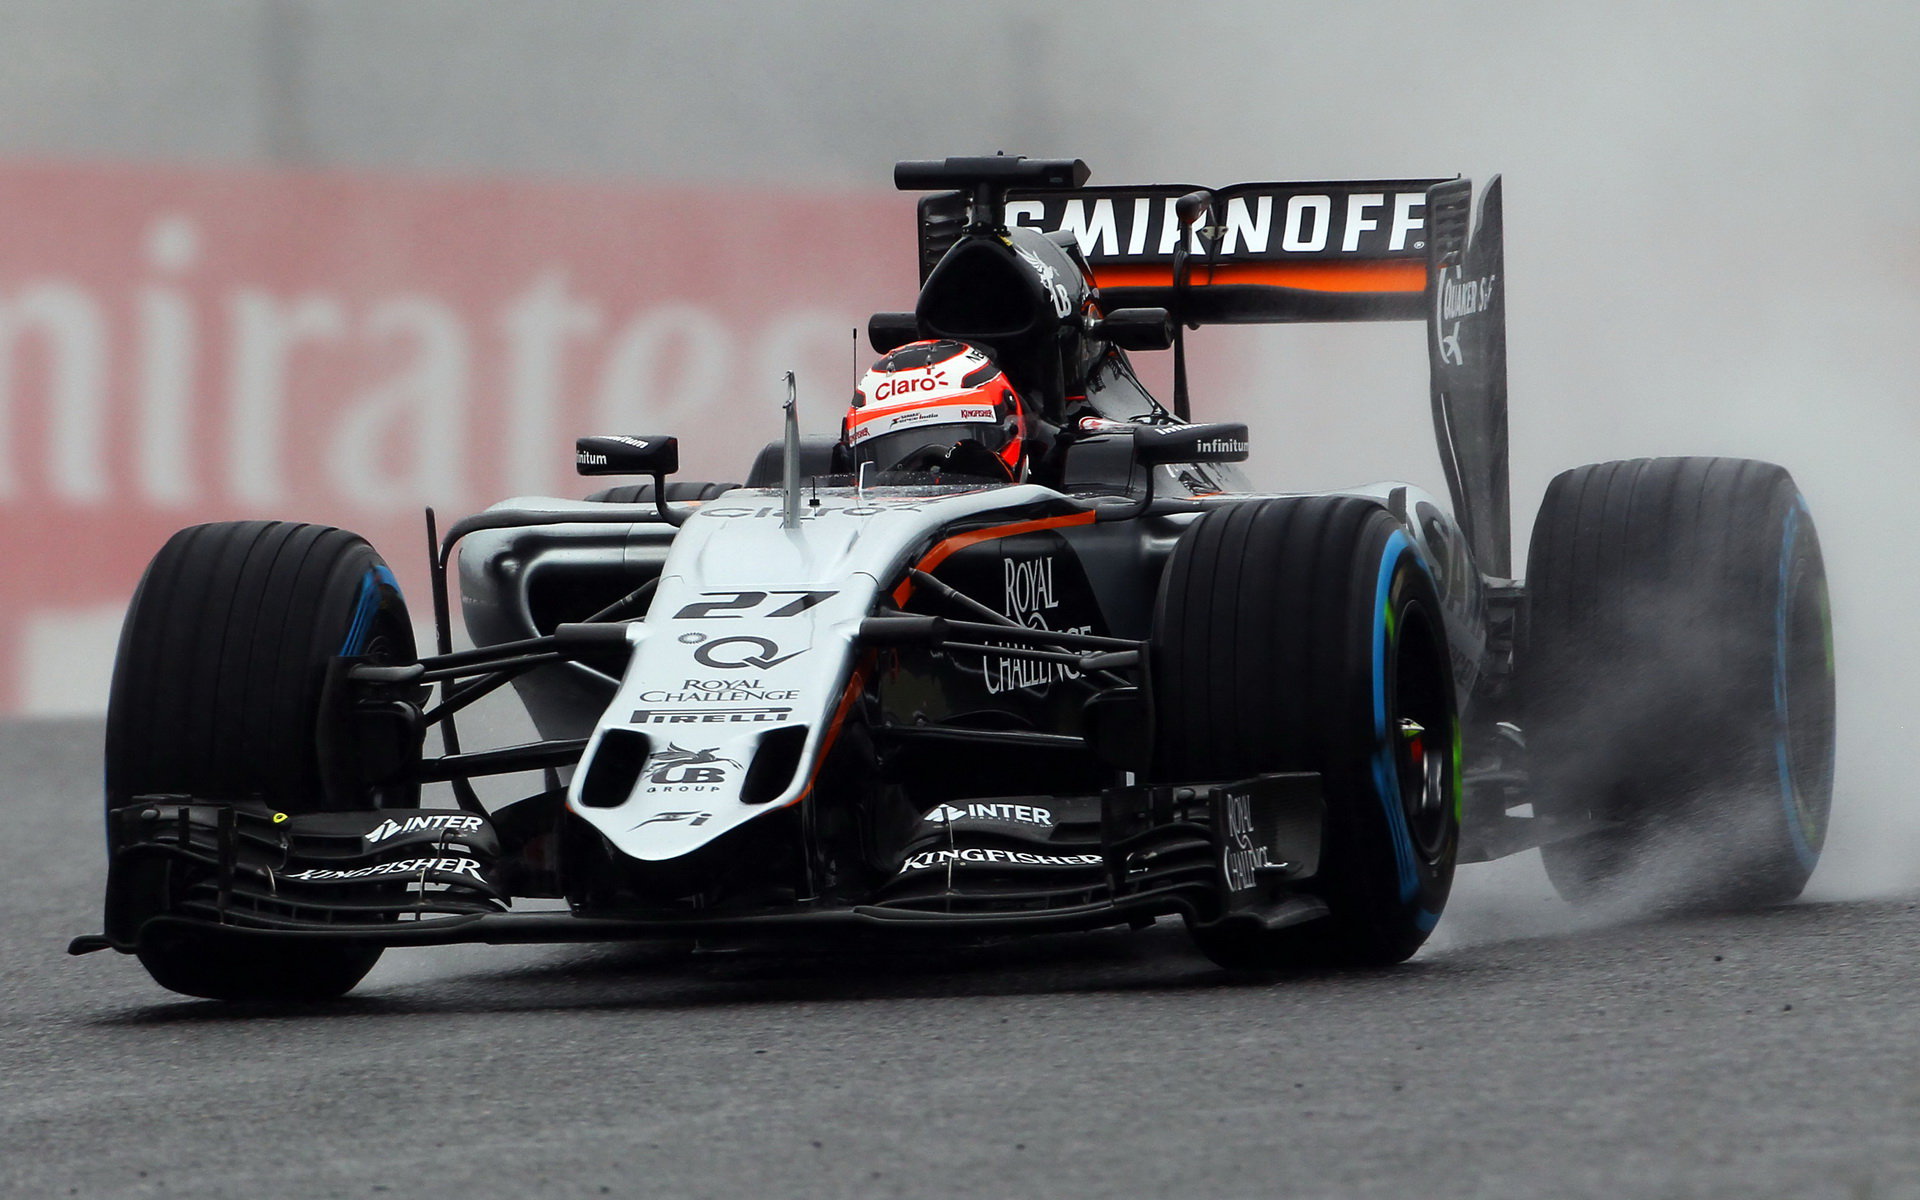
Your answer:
1132;422;1249;466
576;435;679;477
1174;189;1214;232
1095;308;1175;351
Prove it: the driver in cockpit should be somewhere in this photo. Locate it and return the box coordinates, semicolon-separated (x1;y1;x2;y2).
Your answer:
842;339;1033;484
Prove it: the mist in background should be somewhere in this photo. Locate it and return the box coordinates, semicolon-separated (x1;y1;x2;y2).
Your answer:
3;0;1912;901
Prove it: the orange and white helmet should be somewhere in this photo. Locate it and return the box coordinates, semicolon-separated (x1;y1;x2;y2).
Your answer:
844;340;1027;481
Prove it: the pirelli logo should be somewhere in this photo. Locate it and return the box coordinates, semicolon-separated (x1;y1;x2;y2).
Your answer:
629;707;792;726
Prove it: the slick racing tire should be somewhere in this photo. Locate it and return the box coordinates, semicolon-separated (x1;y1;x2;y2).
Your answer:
105;521;418;1001
1525;458;1834;908
1154;496;1459;969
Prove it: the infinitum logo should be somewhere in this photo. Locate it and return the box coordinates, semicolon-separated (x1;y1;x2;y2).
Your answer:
1195;438;1247;456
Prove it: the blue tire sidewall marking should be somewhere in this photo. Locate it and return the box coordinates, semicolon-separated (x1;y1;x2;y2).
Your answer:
1370;529;1438;921
339;563;400;657
1774;500;1822;870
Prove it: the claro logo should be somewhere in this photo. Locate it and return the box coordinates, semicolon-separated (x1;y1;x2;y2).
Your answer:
873;374;942;402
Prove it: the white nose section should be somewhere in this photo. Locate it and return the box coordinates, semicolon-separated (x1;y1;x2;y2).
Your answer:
564;483;1070;863
568;590;866;862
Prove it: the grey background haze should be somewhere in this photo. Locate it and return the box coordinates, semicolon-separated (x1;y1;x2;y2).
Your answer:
2;0;1913;896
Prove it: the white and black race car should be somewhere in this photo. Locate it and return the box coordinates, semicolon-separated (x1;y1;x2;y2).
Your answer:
73;156;1836;1000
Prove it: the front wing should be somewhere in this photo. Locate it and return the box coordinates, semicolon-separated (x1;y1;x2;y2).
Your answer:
70;773;1326;956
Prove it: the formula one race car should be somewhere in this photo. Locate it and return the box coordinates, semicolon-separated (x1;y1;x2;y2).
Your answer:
72;156;1837;1001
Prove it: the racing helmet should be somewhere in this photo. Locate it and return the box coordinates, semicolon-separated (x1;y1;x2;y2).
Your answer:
844;340;1027;481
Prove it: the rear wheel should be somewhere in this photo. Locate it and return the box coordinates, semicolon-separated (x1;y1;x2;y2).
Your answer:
1154;497;1459;968
105;521;417;1001
1524;457;1834;907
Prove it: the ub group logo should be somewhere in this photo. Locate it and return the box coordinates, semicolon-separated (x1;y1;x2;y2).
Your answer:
644;744;742;791
1015;245;1074;318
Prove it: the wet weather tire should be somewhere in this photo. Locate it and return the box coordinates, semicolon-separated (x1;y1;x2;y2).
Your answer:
1524;457;1834;907
1154;496;1460;969
104;521;417;1001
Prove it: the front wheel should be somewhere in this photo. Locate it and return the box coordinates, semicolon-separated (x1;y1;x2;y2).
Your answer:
105;521;417;1001
1153;496;1460;969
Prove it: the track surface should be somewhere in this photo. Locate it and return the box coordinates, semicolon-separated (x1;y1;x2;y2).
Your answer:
8;719;1919;1199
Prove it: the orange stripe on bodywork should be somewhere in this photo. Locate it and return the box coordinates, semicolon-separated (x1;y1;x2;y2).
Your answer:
785;656;871;808
788;511;1096;807
1092;259;1428;294
888;510;1097;607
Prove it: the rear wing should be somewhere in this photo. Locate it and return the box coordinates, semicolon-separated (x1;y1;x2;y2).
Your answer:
912;174;1510;577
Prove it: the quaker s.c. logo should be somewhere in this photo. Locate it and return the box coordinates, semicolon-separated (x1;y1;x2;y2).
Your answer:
644;744;742;787
1434;263;1497;367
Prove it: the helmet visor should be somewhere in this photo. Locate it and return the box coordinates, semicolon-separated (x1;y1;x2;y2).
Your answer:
849;423;1016;482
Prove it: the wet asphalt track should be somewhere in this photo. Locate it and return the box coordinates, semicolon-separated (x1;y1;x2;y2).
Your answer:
7;718;1920;1200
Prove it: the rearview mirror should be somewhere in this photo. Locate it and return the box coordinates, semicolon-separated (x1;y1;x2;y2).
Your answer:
1174;189;1214;232
1096;308;1175;351
1131;423;1249;466
575;435;679;477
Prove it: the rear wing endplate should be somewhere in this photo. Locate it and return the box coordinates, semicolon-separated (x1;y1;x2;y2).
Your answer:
913;175;1510;577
